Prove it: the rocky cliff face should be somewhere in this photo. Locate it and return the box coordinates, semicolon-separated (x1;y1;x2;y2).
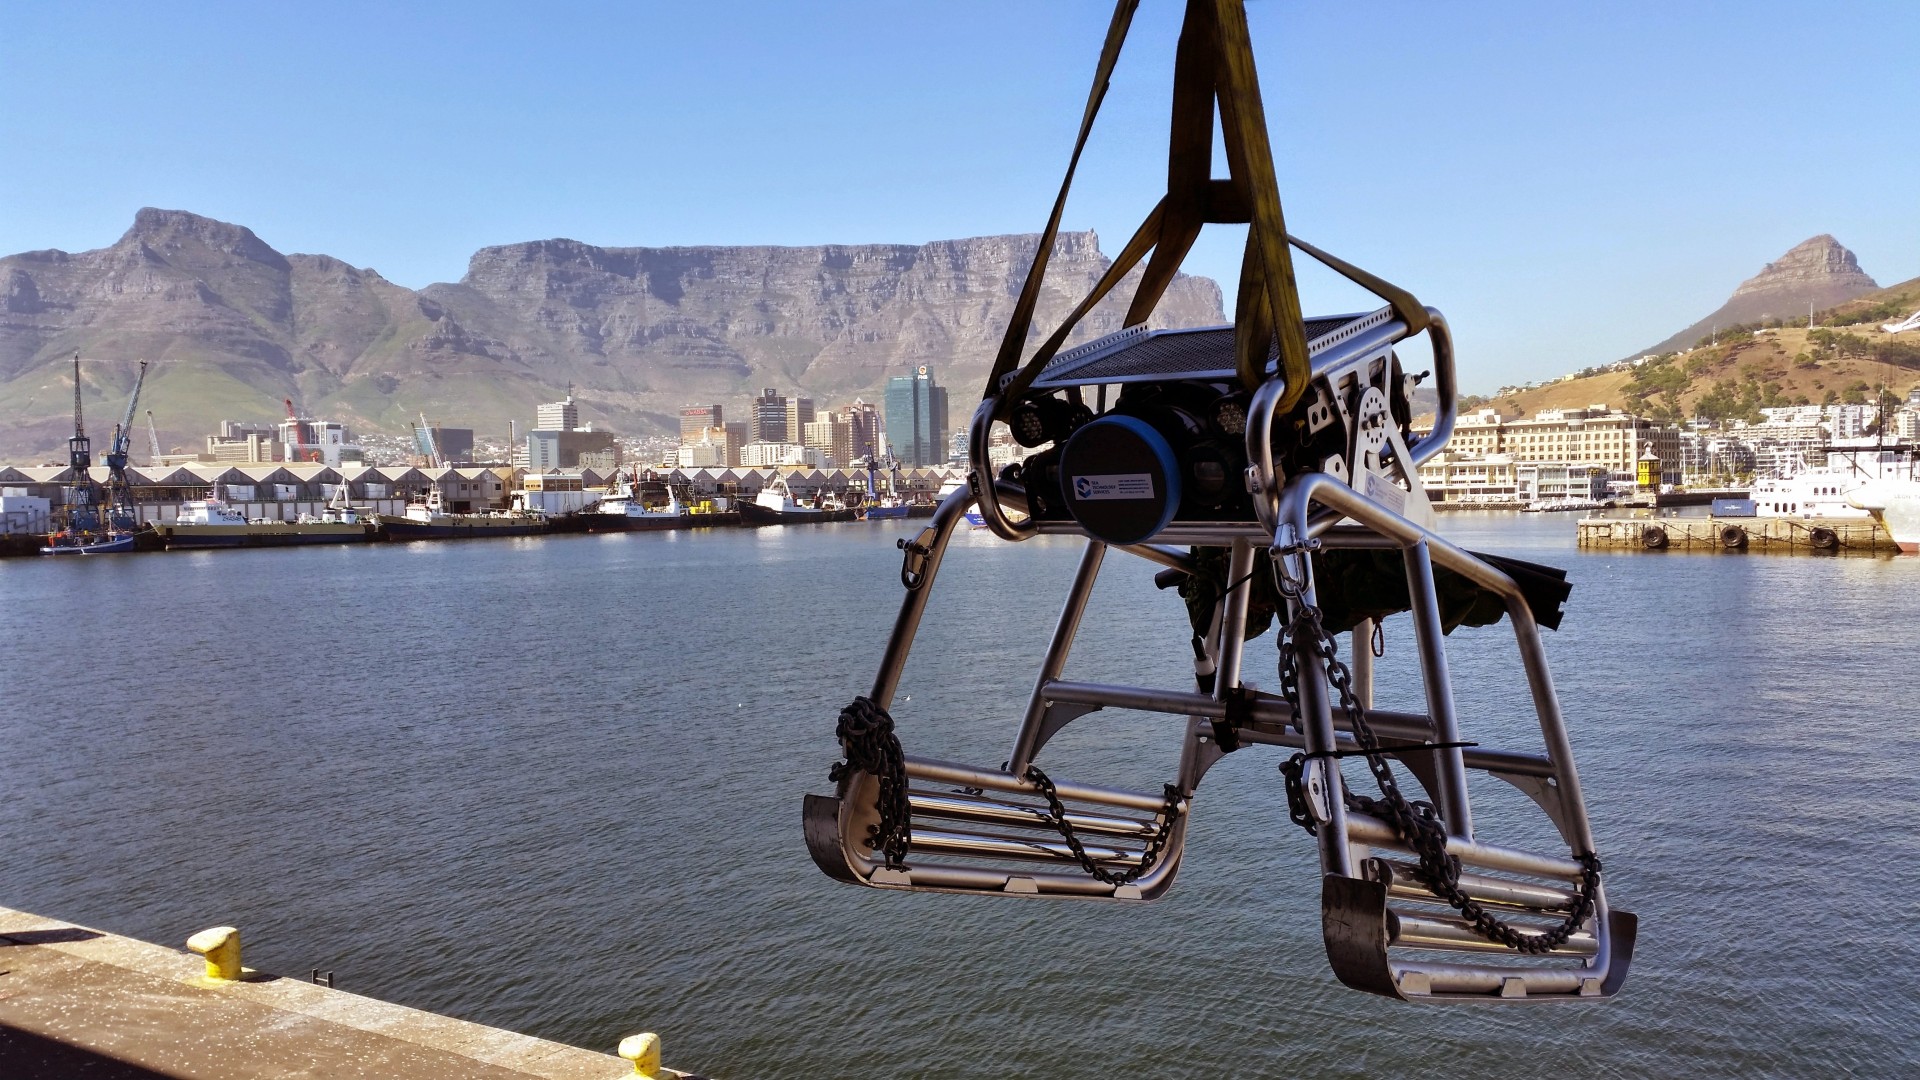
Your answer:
0;209;1224;456
1640;235;1880;356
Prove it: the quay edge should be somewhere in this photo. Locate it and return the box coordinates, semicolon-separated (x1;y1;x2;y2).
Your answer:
0;905;708;1079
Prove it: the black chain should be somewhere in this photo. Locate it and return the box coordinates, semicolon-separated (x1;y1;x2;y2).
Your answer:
1276;598;1602;955
1025;764;1183;887
829;696;912;869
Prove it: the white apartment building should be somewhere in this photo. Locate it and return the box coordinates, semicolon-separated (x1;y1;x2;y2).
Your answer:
1426;406;1679;482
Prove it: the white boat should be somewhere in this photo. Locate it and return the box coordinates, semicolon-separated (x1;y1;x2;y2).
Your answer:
740;478;857;525
1749;466;1874;521
380;487;548;539
1522;498;1606;513
1848;478;1920;553
583;470;690;531
161;485;371;548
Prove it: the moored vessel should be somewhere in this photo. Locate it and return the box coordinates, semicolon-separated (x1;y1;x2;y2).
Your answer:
581;469;692;532
378;488;547;539
740;478;857;525
161;486;373;548
1847;477;1920;553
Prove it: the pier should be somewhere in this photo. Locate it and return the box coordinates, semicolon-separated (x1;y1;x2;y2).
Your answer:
0;906;704;1079
1577;514;1894;553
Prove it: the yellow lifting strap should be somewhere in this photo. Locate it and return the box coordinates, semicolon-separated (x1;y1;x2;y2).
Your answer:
983;0;1429;419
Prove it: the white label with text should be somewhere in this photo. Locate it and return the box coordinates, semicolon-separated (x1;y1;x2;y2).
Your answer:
1072;473;1156;501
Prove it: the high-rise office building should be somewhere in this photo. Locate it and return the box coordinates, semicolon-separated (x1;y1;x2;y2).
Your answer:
786;397;815;443
884;366;949;467
536;388;579;432
749;388;788;444
679;404;722;442
845;399;881;463
803;415;851;469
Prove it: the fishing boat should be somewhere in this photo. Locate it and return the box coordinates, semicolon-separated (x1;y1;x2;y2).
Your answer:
581;469;691;532
739;477;858;525
378;487;548;539
160;486;372;549
41;529;137;555
857;456;914;519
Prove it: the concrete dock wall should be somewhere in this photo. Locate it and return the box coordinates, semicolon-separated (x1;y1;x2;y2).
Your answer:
1577;515;1893;554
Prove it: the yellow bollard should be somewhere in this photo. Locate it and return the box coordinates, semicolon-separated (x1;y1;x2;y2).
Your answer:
618;1032;662;1078
186;926;242;981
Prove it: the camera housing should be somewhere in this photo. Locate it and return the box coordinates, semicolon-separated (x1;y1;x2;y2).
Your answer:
997;310;1429;547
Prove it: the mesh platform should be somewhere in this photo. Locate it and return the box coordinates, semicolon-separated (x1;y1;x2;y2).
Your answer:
1030;309;1391;389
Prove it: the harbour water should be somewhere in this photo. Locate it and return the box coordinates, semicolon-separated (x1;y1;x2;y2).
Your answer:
2;514;1916;1078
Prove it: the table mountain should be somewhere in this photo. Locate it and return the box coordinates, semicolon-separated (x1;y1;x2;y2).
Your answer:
0;209;1224;458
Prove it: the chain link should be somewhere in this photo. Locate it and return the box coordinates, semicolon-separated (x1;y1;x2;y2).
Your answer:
1025;765;1183;887
1277;597;1601;954
829;696;912;869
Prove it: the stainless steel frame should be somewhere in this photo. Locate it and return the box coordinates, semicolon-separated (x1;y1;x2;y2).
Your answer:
804;304;1633;1003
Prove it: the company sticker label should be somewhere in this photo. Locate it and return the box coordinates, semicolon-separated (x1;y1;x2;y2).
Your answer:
1072;473;1156;501
1362;468;1407;515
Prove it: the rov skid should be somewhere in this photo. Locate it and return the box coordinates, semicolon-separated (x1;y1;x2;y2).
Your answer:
804;0;1633;1003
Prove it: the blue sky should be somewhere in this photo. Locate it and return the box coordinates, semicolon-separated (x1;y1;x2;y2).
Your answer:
4;1;1916;393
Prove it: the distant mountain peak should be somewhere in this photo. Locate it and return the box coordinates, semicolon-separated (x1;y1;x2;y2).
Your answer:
1731;234;1877;299
1634;234;1882;356
119;207;288;269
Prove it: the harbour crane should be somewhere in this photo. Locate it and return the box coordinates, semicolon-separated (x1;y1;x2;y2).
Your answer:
284;398;321;462
102;360;149;530
56;351;102;538
145;410;163;468
415;413;440;469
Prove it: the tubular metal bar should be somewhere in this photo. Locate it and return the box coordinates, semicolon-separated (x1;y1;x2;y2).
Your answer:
1403;541;1473;839
1041;681;1431;742
1351;618;1375;710
990;481;1196;575
1276;471;1597;856
1009;541;1108;775
910;827;1143;867
1034;680;1556;778
1212;539;1256;707
1277;528;1354;878
967;397;1035;542
1405;309;1457;460
908;791;1158;838
1375;859;1578;913
1394;962;1595;999
1344;811;1585;880
904;756;1177;815
1392;914;1598;958
868;487;975;710
1218;716;1555;780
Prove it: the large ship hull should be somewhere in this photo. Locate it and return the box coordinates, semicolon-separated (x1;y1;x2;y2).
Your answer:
378;515;548;540
162;522;373;549
1849;480;1920;553
861;503;911;520
580;513;691;533
739;502;858;526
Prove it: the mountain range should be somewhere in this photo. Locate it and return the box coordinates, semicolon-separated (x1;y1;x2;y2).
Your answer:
0;209;1225;458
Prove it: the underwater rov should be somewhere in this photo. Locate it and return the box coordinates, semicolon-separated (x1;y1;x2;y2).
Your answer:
804;0;1634;1003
